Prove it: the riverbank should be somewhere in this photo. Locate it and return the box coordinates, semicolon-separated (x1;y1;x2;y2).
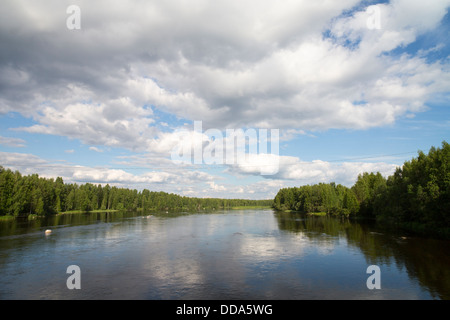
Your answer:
0;209;121;222
0;206;273;222
58;209;120;215
275;208;450;239
275;209;330;217
229;205;272;210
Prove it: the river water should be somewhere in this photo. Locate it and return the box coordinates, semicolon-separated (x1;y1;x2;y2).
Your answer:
0;209;449;300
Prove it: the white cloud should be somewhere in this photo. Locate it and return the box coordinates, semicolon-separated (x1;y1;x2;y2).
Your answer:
0;150;398;199
0;136;26;148
69;166;218;188
1;0;448;136
229;153;399;187
89;146;103;153
15;94;157;152
0;151;220;194
0;152;51;176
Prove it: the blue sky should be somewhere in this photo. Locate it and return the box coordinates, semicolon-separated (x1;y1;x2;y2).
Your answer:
0;0;449;199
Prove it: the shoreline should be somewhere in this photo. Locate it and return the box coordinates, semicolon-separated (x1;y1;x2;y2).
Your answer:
0;206;274;222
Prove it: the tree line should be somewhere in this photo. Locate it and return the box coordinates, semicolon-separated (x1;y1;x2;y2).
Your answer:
273;182;360;216
0;168;272;218
273;141;449;236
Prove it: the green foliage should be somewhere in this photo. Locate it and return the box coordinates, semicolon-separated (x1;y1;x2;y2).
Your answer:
273;182;359;217
273;141;450;237
0;166;271;218
351;172;387;217
374;141;450;235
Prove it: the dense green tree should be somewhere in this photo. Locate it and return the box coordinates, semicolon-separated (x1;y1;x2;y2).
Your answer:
352;172;387;217
375;141;449;234
273;182;358;217
0;166;271;217
272;141;449;237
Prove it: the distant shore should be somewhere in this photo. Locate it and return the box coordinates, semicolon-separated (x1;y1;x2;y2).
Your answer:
0;206;274;222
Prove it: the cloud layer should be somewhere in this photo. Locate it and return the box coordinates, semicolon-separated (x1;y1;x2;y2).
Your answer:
1;0;449;197
2;1;449;134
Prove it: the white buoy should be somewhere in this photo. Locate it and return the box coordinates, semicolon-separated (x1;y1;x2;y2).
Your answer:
45;229;52;235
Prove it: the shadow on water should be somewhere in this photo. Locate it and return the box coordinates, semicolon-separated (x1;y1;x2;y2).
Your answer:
275;211;450;300
0;210;191;237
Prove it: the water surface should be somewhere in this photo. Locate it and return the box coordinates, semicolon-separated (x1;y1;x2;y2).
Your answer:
0;209;449;299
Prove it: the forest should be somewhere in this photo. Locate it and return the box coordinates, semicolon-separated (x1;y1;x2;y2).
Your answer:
1;141;448;237
273;182;360;216
0;168;272;218
273;141;449;237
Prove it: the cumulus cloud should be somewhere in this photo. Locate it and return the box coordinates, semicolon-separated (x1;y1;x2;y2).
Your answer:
229;153;399;186
0;0;449;197
0;136;26;148
1;0;449;135
0;151;219;194
0;149;397;199
1;151;46;168
89;146;103;153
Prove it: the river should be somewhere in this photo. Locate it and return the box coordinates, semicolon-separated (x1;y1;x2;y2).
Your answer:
0;209;449;300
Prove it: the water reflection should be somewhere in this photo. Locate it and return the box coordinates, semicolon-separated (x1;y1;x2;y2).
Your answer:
275;211;450;300
0;210;449;299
